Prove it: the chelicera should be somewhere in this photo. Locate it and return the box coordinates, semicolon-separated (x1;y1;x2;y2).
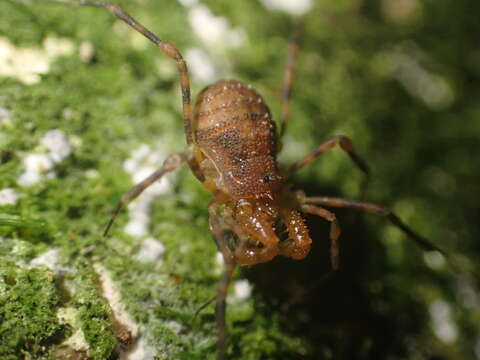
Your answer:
44;1;445;359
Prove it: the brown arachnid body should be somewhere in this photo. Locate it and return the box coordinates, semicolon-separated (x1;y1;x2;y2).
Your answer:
44;1;445;359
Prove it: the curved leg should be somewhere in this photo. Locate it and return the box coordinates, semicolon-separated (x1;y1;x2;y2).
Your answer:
39;0;195;144
208;204;236;360
304;196;445;255
288;135;370;178
301;204;341;270
279;20;302;138
103;152;185;236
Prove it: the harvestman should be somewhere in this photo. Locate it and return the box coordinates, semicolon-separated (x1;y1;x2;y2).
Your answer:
34;2;445;359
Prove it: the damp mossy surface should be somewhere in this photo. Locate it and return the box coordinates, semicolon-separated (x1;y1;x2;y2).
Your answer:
0;265;66;359
1;0;480;359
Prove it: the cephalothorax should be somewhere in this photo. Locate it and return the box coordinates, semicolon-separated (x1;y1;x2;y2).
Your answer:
41;2;444;359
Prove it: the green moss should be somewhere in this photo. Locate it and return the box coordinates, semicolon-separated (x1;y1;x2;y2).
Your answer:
0;265;67;359
71;263;117;360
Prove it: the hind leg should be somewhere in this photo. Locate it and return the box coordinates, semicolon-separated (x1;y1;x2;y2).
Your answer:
304;196;445;254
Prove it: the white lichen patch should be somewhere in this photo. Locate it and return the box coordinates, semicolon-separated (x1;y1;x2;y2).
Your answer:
0;35;75;85
260;0;313;16
121;336;155;360
93;263;139;338
215;252;224;265
212;251;225;276
134;237;166;263
227;279;254;318
0;188;19;206
79;41;95;62
423;250;446;269
57;307;89;352
231;279;252;302
188;4;246;50
123;144;175;238
85;169;100;179
124;197;154;237
40;129;72;163
373;44;455;109
8;240;32;266
186;47;217;83
0;106;10;126
165;320;184;334
429;299;458;344
177;0;198;7
394;53;453;109
18;129;73;187
277;135;310;165
18;153;54;186
29;248;62;273
456;278;480;309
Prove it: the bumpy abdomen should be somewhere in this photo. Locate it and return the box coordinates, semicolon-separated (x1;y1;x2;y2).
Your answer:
194;80;283;198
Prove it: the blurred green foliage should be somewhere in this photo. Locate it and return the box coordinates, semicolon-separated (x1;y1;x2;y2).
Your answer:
0;0;479;359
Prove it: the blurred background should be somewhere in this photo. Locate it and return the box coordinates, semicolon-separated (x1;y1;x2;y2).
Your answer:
1;0;479;359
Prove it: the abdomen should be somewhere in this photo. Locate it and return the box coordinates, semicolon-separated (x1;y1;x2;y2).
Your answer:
194;80;283;198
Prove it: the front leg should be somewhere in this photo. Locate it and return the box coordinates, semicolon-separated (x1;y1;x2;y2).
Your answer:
103;152;186;236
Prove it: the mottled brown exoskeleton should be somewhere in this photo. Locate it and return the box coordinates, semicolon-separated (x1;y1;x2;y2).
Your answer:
41;1;445;359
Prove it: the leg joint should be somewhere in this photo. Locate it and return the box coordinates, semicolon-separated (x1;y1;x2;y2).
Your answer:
163;153;185;171
336;135;353;151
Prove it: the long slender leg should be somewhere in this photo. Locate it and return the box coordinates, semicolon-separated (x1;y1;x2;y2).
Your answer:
215;260;235;360
37;0;195;144
301;204;341;270
209;204;236;360
279;20;302;138
288;135;370;178
304;196;446;255
103;152;185;236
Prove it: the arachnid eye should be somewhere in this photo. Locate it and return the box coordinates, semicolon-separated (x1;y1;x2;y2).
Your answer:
261;174;274;183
